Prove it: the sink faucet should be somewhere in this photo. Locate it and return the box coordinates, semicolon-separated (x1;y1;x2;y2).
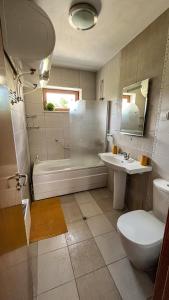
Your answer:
121;152;130;160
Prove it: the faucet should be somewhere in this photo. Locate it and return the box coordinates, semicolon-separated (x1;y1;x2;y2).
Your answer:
121;152;130;160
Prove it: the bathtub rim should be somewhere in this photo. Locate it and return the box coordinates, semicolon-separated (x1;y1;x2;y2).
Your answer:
33;158;105;176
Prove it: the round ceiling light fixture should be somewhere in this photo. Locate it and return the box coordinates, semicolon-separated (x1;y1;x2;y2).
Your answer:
69;3;98;31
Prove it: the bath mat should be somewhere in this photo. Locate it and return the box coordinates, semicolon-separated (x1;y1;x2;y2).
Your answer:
0;205;27;255
30;197;67;243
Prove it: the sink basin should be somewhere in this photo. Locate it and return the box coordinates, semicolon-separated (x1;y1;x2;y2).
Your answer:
98;153;152;174
99;153;152;209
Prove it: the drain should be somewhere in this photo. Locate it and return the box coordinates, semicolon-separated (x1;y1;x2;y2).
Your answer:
83;216;87;220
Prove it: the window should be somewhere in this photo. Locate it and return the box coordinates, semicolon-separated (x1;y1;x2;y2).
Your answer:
122;94;131;103
43;87;80;111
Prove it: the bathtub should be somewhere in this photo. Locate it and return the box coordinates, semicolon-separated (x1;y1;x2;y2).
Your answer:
33;156;108;200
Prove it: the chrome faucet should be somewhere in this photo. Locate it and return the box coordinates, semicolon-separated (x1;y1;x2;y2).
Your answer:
121;152;130;160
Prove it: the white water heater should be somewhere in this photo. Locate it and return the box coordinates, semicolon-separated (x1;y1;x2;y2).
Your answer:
0;0;55;86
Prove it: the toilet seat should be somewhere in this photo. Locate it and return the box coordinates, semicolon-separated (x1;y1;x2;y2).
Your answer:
117;210;165;247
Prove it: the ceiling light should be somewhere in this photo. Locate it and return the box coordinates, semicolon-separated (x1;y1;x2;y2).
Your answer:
69;3;98;31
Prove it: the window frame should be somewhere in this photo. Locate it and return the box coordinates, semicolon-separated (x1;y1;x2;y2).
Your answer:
43;87;80;112
122;94;131;103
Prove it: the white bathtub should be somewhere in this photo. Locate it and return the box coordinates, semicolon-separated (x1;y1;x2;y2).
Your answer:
33;157;108;200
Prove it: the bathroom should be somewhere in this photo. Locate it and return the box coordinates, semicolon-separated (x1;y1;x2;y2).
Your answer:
0;0;169;299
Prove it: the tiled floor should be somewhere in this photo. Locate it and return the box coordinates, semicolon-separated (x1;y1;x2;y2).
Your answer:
35;188;154;300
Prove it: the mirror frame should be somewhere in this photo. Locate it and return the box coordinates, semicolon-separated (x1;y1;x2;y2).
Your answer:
120;78;149;137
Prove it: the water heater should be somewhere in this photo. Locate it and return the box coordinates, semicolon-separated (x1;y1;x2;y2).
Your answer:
0;0;55;86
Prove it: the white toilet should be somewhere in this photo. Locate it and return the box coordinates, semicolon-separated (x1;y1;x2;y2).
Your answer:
117;179;169;270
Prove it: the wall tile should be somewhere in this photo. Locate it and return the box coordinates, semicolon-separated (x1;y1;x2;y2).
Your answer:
120;38;139;87
45;113;64;128
25;89;43;114
97;10;169;210
28;128;46;147
152;20;169;182
137;12;168;81
80;70;96;100
25;102;44;114
30;147;47;162
25;67;96;162
161;86;169;110
34;114;45;128
49;67;80;88
46;137;65;160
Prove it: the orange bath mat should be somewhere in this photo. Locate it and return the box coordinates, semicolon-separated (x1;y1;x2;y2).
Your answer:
0;205;27;255
30;197;67;243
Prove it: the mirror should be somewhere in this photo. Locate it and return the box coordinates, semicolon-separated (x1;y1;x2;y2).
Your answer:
120;79;149;136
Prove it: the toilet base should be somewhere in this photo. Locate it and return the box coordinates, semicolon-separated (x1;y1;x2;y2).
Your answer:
118;231;161;271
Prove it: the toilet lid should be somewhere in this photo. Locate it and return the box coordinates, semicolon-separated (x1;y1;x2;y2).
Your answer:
117;210;165;246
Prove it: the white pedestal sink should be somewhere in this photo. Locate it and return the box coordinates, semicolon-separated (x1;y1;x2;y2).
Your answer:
99;153;152;209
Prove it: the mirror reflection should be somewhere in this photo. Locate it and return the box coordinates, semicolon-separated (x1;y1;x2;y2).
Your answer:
120;79;149;136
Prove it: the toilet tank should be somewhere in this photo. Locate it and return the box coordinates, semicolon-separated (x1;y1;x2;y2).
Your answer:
153;179;169;223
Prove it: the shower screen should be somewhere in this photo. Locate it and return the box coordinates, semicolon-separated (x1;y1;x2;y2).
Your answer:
70;100;108;161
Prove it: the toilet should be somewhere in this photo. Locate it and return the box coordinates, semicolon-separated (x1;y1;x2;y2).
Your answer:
117;179;169;270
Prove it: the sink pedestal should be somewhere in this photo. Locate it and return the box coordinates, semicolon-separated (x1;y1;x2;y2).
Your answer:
113;170;127;209
99;153;152;210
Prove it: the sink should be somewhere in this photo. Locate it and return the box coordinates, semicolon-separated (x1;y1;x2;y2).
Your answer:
99;153;152;174
99;153;152;209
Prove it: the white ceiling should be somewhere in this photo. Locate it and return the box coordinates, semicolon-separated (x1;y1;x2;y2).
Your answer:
35;0;169;71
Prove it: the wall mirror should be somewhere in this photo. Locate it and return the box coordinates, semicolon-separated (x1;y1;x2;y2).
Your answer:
120;78;149;136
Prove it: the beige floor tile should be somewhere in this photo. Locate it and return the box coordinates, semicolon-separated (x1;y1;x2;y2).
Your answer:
79;201;103;218
75;191;95;205
66;220;92;246
76;267;121;300
60;194;76;204
90;188;113;201
37;281;79;300
94;197;114;212
38;235;67;255
90;189;115;213
31;254;38;297
105;210;124;230
95;231;126;265
61;201;83;223
69;239;105;278
38;247;74;294
87;214;115;237
108;258;153;300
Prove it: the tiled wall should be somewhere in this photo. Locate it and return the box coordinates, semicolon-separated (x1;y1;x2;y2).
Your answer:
25;90;70;162
97;10;169;210
152;26;169;181
25;66;96;163
113;12;169;160
49;66;96;100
